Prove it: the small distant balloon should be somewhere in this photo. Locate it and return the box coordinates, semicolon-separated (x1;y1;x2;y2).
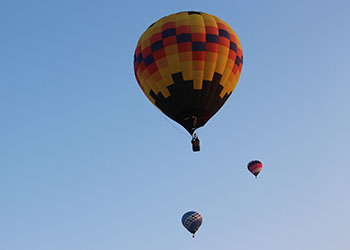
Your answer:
182;211;202;238
248;160;263;178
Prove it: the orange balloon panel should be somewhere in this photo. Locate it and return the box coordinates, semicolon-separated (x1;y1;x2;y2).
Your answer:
134;11;243;134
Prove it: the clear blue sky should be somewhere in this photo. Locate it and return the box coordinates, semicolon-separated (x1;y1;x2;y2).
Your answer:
1;0;350;249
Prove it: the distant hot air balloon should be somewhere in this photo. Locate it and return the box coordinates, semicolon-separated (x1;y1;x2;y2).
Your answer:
133;11;243;151
247;160;263;178
182;211;202;238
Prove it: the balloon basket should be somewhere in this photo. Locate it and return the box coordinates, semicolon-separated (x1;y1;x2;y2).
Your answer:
192;140;200;152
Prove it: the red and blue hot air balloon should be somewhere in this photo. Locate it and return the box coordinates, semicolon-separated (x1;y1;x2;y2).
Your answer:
182;211;202;238
247;160;263;178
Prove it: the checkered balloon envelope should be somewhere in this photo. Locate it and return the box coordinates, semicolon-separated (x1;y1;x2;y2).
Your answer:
134;11;243;148
182;211;202;237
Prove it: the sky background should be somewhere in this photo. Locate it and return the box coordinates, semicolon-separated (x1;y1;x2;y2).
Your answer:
1;0;350;249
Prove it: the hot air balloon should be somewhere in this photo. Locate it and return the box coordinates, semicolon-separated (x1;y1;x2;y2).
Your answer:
182;211;202;238
133;11;243;151
248;160;263;178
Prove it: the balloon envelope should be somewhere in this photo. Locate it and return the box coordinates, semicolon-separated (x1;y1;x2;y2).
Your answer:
248;160;263;177
182;211;202;236
134;11;243;134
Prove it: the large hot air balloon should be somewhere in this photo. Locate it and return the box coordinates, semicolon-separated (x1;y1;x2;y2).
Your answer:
182;211;202;238
247;160;263;178
133;11;243;151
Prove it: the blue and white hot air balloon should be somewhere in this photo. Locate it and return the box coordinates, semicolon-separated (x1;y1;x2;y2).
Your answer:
181;211;202;238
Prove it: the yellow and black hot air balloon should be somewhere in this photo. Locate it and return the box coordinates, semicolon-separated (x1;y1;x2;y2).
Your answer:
133;11;243;151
